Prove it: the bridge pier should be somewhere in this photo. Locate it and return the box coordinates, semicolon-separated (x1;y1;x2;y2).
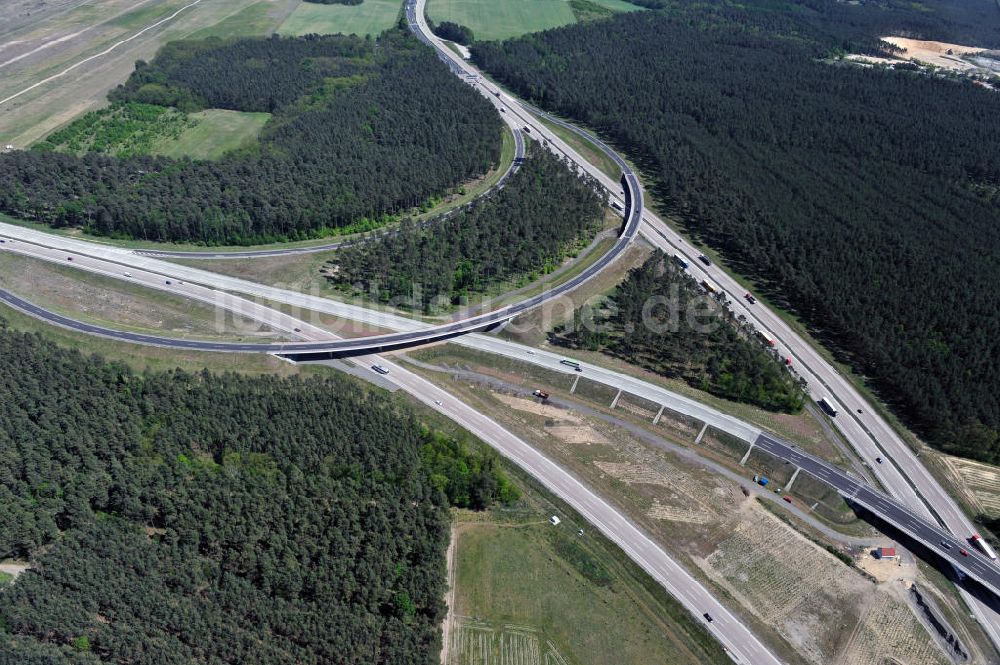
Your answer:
786;467;802;490
610;389;622;409
695;422;708;444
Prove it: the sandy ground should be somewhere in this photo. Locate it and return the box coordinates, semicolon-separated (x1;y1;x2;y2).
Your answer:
882;36;984;71
0;561;29;578
856;552;915;584
845;53;901;67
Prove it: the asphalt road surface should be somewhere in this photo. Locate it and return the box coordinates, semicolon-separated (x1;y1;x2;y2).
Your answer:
403;1;1000;646
3;0;999;653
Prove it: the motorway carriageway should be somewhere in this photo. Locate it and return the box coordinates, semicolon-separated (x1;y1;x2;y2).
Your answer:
0;256;778;665
3;0;998;653
4;239;1000;605
401;0;1000;648
8;242;1000;663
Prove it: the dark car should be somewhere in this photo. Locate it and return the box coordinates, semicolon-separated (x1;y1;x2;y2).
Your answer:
876;457;883;464
165;280;172;285
703;613;713;623
698;254;711;266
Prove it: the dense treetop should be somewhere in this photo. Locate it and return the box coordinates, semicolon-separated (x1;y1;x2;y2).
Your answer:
0;30;502;245
327;145;606;311
430;21;474;45
473;5;1000;460
0;321;512;663
553;252;806;412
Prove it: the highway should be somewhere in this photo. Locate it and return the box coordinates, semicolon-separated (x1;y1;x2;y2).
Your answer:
1;0;998;655
402;0;1000;646
0;164;638;352
5;262;1000;602
10;256;1000;660
0;254;781;665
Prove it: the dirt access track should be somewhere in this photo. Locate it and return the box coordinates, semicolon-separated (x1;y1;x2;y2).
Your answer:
0;0;299;148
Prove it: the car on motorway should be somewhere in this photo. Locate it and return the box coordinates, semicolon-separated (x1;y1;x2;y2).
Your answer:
783;496;792;503
123;272;132;278
960;548;970;557
703;613;713;623
293;327;301;333
165;280;172;285
434;400;442;406
67;256;73;261
940;540;953;549
698;254;711;266
744;292;756;304
876;457;883;464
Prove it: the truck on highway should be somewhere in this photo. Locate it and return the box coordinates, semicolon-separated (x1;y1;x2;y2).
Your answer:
371;365;390;375
817;397;838;417
673;255;689;270
971;534;998;560
755;329;776;347
701;279;719;294
560;359;581;369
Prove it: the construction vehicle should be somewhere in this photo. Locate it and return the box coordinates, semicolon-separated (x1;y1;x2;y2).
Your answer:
532;389;550;400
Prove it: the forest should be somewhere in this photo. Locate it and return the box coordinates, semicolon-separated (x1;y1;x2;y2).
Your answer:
0;321;513;663
431;21;474;45
553;253;805;412
0;30;502;245
328;145;605;311
473;3;1000;460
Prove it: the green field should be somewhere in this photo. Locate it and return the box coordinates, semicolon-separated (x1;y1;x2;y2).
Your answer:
278;0;403;37
153;109;271;160
37;104;270;161
452;507;726;665
427;0;642;41
186;1;288;39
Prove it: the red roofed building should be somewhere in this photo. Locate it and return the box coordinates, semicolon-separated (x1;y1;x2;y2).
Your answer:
875;547;897;560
